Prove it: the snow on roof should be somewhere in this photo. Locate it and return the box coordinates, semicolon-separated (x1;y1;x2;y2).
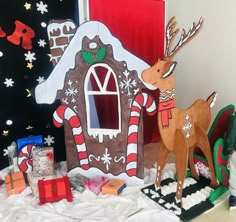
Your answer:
35;20;154;104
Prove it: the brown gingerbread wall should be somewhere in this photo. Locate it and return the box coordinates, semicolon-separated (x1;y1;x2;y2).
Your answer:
46;20;148;179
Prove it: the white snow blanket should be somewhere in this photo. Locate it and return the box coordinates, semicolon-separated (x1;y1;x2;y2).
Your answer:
0;163;179;222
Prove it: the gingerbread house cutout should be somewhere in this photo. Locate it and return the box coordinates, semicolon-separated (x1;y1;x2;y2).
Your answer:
35;20;157;185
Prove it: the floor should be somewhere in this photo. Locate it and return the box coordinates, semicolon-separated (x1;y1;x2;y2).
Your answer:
143;142;236;222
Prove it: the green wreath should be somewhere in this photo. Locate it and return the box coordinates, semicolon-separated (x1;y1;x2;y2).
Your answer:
81;46;106;64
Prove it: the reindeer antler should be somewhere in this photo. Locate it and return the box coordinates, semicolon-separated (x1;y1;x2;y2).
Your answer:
165;17;204;59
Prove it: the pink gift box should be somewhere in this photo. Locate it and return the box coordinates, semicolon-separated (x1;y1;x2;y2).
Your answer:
84;176;109;195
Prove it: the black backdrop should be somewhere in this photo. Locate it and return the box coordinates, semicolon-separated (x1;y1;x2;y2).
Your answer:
0;0;77;169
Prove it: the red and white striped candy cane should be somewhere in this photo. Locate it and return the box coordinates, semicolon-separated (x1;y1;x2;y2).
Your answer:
53;105;89;170
126;92;157;176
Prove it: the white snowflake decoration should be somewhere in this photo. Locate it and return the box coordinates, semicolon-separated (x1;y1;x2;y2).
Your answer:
3;148;9;157
4;78;14;87
119;69;138;96
101;148;112;171
38;39;47;47
36;76;45;84
182;122;192;131
62;98;69;105
36;1;48;14
182;114;192;139
24;51;36;63
186;133;190;139
44;135;55;146
88;147;125;171
64;80;78;104
3;142;17;158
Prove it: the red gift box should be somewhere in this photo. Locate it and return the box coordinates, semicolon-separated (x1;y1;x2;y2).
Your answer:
38;176;73;205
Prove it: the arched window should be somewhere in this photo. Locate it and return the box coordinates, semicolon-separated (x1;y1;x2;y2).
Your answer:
84;63;121;142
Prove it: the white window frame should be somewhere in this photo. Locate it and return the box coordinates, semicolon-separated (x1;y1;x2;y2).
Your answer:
84;63;121;143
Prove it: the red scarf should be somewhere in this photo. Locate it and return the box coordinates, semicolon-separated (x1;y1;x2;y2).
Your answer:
158;99;175;127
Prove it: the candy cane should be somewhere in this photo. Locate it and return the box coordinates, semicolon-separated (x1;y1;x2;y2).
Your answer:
53;105;89;170
126;92;157;176
18;144;37;173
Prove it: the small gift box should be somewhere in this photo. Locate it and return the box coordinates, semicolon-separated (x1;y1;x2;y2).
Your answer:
69;173;90;193
16;135;43;173
33;147;55;177
101;178;126;195
17;135;43;153
84;176;109;195
5;171;26;196
38;176;73;205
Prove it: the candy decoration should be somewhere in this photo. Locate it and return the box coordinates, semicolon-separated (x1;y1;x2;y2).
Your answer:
126;92;156;176
17;144;37;172
53;105;89;170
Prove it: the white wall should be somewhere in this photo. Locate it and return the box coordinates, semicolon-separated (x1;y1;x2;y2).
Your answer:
166;0;236;121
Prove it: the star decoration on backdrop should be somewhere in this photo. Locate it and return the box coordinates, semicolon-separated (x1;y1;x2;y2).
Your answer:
4;78;14;87
26;125;33;130
26;89;32;97
24;2;31;10
2;130;9;137
27;62;33;69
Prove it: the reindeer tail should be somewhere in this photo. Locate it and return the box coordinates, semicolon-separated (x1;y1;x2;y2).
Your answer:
207;91;217;108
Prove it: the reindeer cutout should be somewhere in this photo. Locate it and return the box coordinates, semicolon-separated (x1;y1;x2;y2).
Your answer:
141;17;219;208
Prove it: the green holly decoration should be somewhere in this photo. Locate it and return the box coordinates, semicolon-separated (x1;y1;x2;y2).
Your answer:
81;46;106;64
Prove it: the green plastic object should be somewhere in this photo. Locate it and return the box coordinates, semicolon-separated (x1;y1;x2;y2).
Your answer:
213;138;230;186
223;112;236;155
209;185;228;202
208;104;235;138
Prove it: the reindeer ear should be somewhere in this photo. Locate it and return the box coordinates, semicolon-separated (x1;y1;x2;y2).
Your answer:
162;62;177;79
